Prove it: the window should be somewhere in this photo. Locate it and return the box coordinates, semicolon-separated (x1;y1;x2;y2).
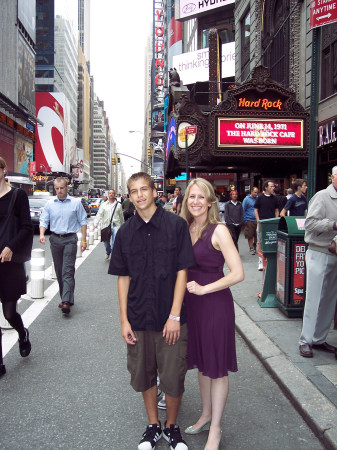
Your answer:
321;24;337;100
241;10;251;81
262;0;290;87
201;17;235;49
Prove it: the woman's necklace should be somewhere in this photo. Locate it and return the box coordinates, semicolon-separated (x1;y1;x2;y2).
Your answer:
190;222;202;233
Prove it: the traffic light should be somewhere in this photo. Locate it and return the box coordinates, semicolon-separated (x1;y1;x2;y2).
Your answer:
147;147;152;157
112;157;116;165
117;156;121;164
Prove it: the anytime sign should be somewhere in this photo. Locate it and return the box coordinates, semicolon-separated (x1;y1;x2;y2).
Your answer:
218;118;304;148
310;0;337;28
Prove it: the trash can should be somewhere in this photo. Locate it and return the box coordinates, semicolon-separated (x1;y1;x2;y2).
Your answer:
258;217;280;308
276;216;306;317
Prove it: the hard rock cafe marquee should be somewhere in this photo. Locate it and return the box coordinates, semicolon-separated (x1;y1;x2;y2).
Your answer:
166;66;309;177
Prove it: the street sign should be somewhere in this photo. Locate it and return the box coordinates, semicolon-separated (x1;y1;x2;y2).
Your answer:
185;125;197;135
310;0;337;29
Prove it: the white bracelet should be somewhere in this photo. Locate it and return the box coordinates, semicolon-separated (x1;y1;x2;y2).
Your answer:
169;314;180;322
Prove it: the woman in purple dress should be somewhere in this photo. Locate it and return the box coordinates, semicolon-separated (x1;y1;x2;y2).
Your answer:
181;178;244;450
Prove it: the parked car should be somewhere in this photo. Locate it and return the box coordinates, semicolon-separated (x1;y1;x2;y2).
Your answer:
28;197;50;231
81;198;91;217
89;198;103;215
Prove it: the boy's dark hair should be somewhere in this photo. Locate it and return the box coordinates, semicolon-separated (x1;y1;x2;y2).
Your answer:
274;186;281;195
291;179;305;192
127;172;155;193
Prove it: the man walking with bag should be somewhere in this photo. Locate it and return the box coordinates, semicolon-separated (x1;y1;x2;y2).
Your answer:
94;189;124;259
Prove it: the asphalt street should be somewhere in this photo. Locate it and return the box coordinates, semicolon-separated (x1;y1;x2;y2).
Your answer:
0;226;325;450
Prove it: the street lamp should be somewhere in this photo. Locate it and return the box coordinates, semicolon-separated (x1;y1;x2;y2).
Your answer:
40;164;48;191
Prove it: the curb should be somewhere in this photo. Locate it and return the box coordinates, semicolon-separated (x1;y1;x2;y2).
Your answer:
234;302;337;450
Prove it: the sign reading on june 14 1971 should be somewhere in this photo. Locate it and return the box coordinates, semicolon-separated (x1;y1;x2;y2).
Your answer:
218;118;304;148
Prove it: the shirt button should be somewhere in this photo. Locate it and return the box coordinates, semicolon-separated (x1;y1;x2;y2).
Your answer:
148;233;150;236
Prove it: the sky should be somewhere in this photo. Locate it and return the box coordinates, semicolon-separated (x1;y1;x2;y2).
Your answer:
90;1;153;176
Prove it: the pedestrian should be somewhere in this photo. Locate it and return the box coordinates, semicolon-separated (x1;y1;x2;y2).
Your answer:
108;172;195;450
254;180;279;270
274;186;287;212
39;177;87;315
242;187;259;255
121;194;131;211
286;188;293;199
224;190;244;250
172;186;183;215
298;166;337;358
94;189;124;260
280;179;307;217
0;157;33;376
180;178;244;450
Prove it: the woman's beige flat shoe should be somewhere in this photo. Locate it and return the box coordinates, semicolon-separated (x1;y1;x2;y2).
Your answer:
204;430;222;450
185;421;211;435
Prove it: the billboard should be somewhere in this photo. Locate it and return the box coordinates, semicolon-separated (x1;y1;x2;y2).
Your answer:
172;42;235;85
0;125;14;170
153;0;165;107
15;135;33;176
18;35;36;115
152;108;165;132
218;118;304;148
35;92;76;173
168;0;182;71
178;0;235;21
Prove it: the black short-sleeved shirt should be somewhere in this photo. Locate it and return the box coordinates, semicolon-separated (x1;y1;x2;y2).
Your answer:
108;206;195;331
284;194;307;216
255;194;278;219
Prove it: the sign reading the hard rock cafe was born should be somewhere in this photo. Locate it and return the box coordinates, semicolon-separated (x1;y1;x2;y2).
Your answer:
218;118;304;148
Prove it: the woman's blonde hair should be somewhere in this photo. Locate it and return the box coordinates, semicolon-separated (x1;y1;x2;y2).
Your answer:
180;178;220;238
0;157;10;186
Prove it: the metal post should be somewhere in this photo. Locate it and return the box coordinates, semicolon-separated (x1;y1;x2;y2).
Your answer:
307;26;321;202
30;248;45;299
185;132;189;189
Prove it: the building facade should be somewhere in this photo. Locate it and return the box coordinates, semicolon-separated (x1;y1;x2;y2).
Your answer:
0;0;36;184
92;95;109;189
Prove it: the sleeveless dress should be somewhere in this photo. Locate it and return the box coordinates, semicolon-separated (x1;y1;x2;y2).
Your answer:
185;224;237;379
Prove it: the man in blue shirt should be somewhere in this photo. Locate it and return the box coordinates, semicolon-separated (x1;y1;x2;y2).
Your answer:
280;179;307;217
242;187;259;255
39;177;87;314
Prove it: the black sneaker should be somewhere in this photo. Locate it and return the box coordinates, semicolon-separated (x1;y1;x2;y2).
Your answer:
18;328;31;357
138;422;162;450
163;423;188;450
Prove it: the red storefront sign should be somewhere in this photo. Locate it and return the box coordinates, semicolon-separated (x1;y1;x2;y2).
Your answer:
218;118;303;148
293;243;306;305
30;161;36;176
185;125;197;134
310;0;337;29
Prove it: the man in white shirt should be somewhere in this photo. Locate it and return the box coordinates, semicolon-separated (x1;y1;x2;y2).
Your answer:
94;189;124;259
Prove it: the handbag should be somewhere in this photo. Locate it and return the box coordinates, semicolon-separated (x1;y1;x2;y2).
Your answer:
0;188;33;263
101;202;118;242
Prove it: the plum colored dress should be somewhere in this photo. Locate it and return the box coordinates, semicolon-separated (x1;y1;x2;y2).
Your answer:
185;224;238;379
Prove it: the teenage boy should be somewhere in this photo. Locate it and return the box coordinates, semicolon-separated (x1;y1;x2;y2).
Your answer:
109;172;195;450
280;179;307;217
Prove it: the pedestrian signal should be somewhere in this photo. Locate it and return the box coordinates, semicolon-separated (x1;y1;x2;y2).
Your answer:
112;157;116;165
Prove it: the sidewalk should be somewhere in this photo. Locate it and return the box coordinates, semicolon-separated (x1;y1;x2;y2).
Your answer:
232;235;337;449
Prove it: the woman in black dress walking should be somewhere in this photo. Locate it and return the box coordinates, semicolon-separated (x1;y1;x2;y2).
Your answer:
0;157;33;376
181;178;244;450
